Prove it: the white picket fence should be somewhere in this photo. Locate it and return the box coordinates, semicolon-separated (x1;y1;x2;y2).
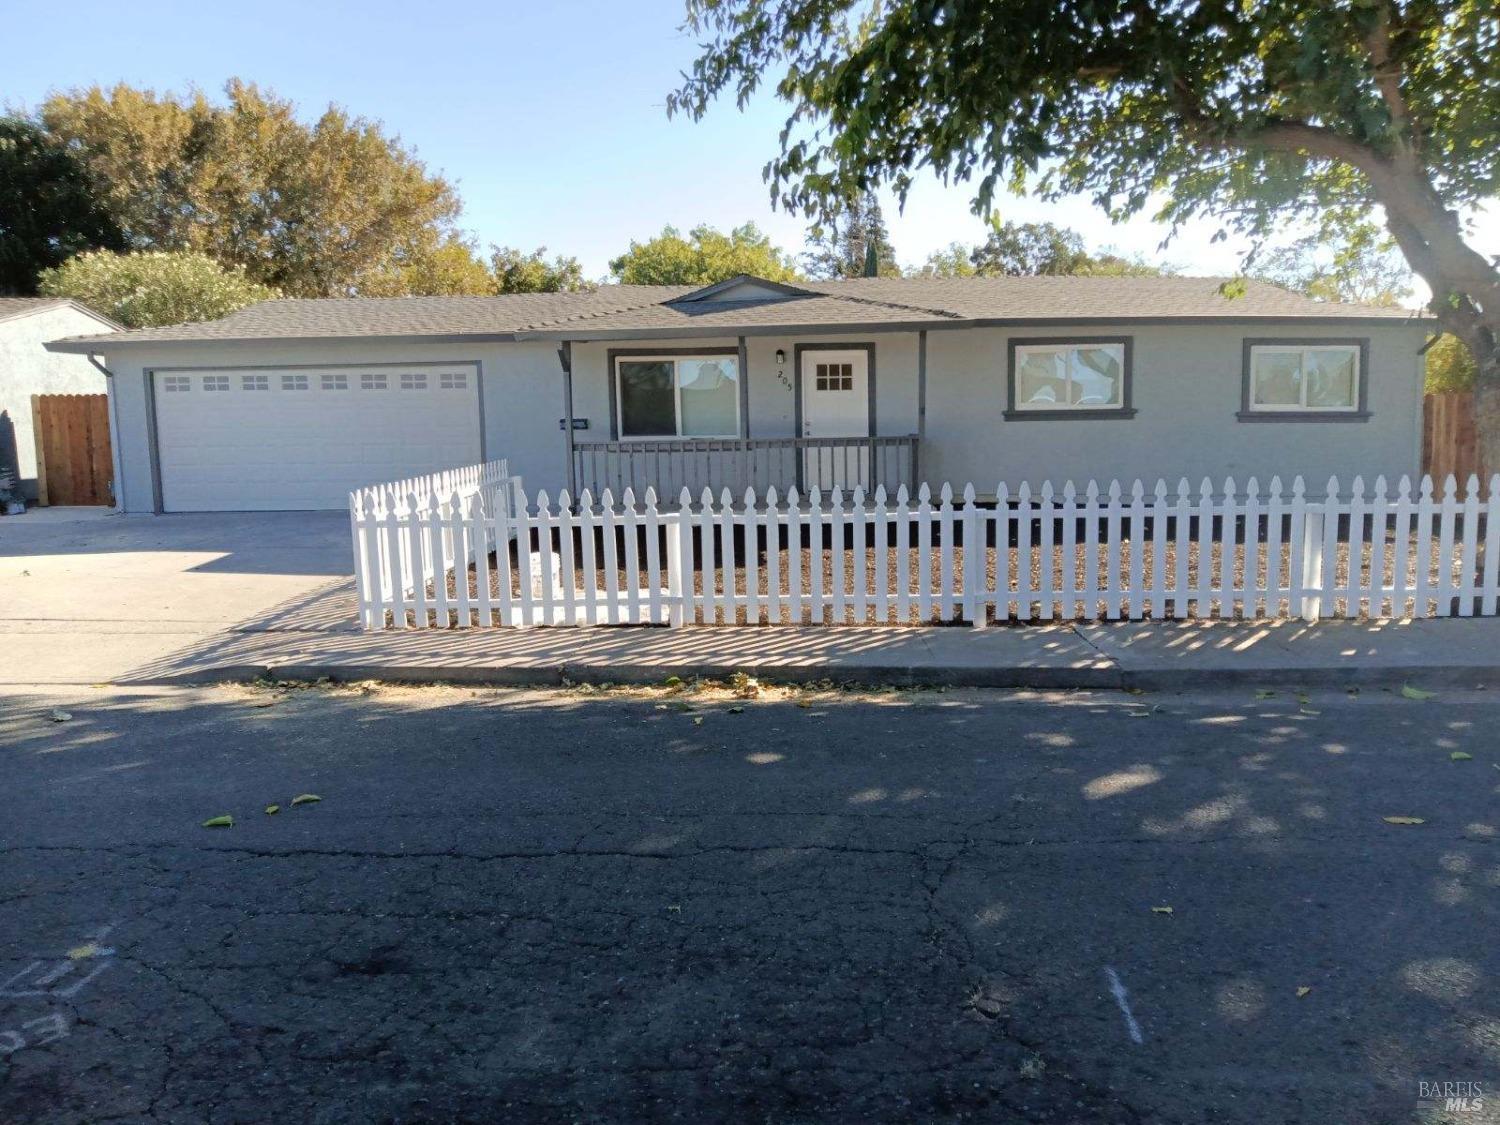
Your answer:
349;471;1500;630
349;459;522;627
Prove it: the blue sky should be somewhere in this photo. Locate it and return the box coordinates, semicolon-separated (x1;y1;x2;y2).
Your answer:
8;0;1494;293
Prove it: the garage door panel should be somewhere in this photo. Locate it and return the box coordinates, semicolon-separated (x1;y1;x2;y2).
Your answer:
154;366;481;511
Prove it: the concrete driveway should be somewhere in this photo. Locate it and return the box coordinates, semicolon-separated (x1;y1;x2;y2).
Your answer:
0;508;353;686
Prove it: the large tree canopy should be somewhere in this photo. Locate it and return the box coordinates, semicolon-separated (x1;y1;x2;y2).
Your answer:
0;117;122;295
610;222;800;285
39;81;479;298
38;250;276;328
671;0;1500;455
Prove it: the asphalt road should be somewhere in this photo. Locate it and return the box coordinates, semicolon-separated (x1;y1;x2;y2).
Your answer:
1;680;1496;1124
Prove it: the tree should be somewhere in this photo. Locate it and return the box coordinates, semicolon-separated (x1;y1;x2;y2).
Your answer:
916;222;1167;277
803;190;900;278
38;250;276;328
1427;333;1476;394
610;223;799;285
38;81;470;298
1252;221;1414;307
0;117;122;295
671;0;1500;460
490;246;589;293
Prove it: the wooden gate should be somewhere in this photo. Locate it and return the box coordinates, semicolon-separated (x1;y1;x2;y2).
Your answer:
1423;391;1485;486
31;393;113;506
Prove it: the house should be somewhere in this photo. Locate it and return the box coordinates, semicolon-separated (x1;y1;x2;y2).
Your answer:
1;298;120;502
44;275;1430;513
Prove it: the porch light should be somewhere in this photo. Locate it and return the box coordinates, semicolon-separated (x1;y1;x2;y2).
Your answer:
775;349;786;365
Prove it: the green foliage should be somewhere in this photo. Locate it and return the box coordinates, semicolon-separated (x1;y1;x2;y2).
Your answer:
1426;334;1477;393
490;246;589;293
1253;221;1413;306
610;223;799;285
38;250;277;328
670;0;1500;401
803;191;900;278
38;81;470;298
0;117;122;295
918;221;1168;278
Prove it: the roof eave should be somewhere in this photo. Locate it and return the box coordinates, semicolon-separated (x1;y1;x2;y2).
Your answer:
45;331;528;354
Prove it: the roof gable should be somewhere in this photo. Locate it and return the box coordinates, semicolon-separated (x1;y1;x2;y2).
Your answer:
671;275;814;303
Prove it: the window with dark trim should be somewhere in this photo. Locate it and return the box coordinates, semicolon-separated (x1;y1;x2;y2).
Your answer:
1238;338;1370;422
614;354;740;438
1005;337;1135;420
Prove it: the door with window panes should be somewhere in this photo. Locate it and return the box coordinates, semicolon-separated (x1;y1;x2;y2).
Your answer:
800;349;870;491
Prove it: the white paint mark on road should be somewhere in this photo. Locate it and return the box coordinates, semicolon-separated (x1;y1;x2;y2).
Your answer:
1105;966;1145;1044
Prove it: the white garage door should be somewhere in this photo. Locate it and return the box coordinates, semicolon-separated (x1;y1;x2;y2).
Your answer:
153;366;482;511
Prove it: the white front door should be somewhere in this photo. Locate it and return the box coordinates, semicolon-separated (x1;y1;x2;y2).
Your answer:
800;349;870;492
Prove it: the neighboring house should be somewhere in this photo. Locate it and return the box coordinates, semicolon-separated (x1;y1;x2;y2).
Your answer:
0;298;120;502
45;276;1430;513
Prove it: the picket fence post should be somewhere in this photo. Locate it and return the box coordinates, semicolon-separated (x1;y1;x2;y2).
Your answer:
1299;478;1327;623
961;484;984;627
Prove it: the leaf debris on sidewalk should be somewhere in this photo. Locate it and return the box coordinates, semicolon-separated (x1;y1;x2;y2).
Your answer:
1400;684;1437;701
1382;816;1426;826
201;815;233;828
290;794;321;806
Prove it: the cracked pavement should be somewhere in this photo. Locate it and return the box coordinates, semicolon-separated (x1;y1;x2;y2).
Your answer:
1;681;1497;1123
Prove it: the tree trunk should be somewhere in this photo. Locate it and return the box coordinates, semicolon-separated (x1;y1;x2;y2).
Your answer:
1475;351;1500;482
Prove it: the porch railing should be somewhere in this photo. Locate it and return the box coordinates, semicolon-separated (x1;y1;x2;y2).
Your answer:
571;435;919;501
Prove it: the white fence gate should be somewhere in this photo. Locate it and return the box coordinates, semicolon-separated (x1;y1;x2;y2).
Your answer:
350;472;1500;630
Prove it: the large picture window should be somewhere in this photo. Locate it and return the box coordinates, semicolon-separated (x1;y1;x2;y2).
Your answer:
1239;339;1369;421
1005;337;1134;419
615;354;740;438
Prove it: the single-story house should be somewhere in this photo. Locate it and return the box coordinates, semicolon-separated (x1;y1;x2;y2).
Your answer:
1;297;120;501
45;275;1431;513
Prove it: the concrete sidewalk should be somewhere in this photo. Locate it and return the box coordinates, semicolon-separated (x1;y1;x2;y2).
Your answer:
119;604;1500;690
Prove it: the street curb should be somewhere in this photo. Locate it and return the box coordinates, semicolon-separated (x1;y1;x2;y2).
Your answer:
140;658;1500;692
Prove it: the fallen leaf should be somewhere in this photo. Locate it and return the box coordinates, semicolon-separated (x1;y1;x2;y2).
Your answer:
692;716;704;726
264;804;280;815
1450;751;1473;761
796;699;813;709
290;794;321;806
663;675;683;688
1401;684;1437;701
1300;707;1321;716
1151;905;1174;915
49;709;72;723
1382;816;1426;826
727;706;745;714
1254;689;1276;699
201;815;233;828
1296;986;1312;998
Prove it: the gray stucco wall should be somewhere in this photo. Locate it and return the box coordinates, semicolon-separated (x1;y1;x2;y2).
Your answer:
93;318;1427;513
921;321;1428;495
0;305;113;500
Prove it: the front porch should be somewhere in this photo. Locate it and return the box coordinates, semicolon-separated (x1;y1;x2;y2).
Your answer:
569;435;920;501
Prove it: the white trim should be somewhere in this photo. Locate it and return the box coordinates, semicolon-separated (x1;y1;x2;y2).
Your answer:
613;353;742;440
1012;341;1126;412
1247;343;1361;412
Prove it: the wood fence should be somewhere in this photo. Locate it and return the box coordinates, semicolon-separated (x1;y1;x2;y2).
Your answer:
351;472;1500;630
1424;391;1484;485
31;394;112;506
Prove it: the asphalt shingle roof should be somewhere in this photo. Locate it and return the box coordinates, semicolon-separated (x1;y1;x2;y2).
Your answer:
46;276;1424;352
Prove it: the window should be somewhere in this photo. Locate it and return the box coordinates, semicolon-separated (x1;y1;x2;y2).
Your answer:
814;362;854;392
163;376;191;393
361;373;388;391
281;374;309;391
321;373;349;391
1243;341;1365;417
400;372;428;391
241;374;269;391
440;372;467;390
202;375;230;392
614;354;739;438
1006;338;1133;418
